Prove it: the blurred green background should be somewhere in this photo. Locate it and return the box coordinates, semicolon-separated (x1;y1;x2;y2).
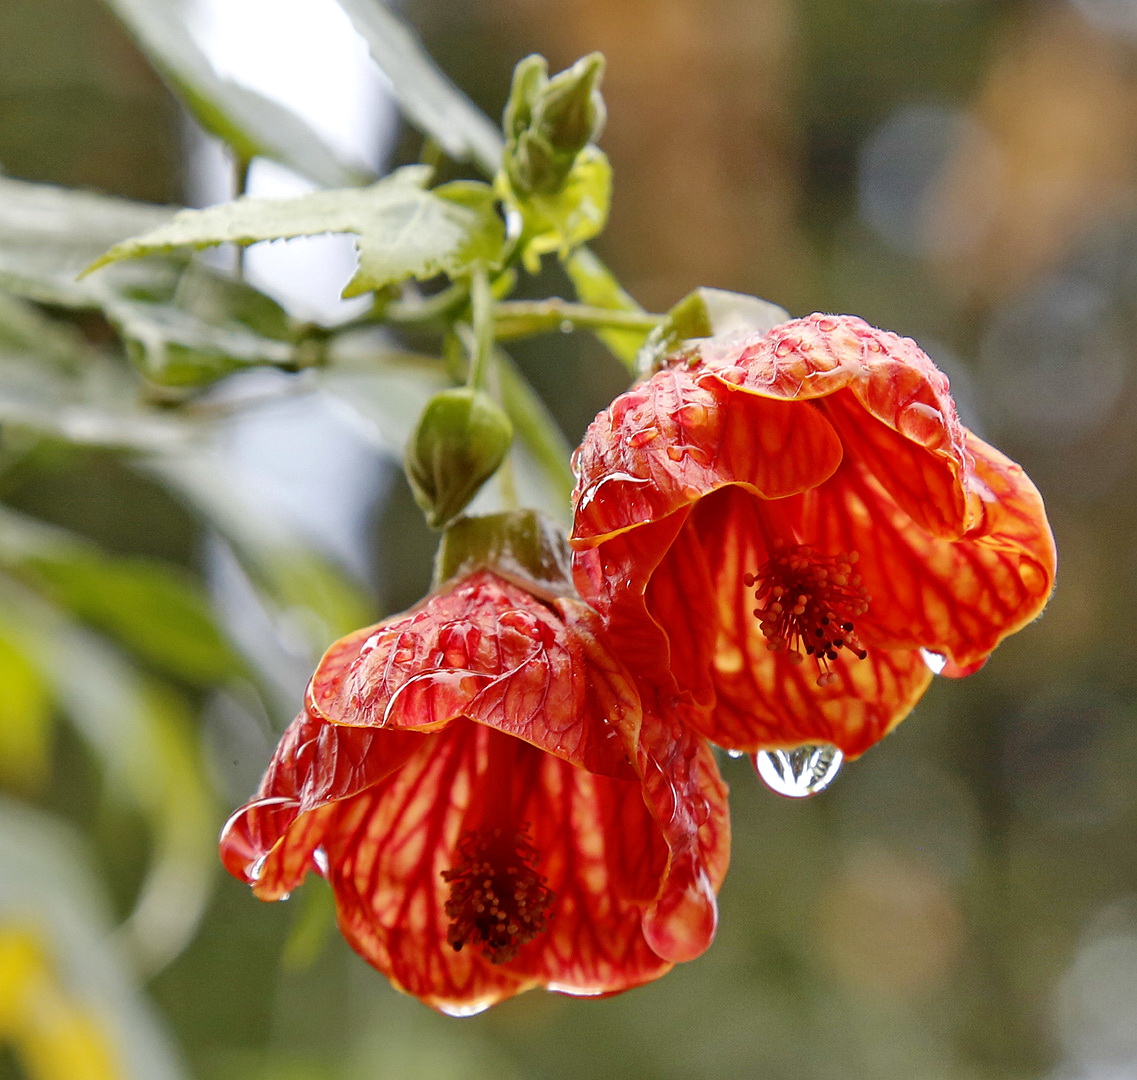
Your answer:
1;1;1132;1078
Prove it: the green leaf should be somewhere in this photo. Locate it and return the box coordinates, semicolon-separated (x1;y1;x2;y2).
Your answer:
332;0;504;176
100;0;371;189
0;508;243;687
85;169;507;298
0;626;54;792
0;293;100;369
0;803;192;1080
0;177;322;388
0;342;198;453
107;297;297;387
0;175;177;308
0;579;217;975
564;247;649;368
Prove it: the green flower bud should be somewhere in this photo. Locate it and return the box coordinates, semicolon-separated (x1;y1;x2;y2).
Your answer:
503;55;548;143
540;52;606;162
502;53;607;197
405;389;513;530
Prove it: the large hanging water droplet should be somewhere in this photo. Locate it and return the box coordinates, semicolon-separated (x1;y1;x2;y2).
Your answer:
754;744;844;798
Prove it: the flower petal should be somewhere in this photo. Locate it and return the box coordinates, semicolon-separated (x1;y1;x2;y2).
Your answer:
709;640;933;758
572;368;842;544
800;434;1055;669
703;315;972;537
218;710;425;897
323;722;699;1011
658;487;934;756
308;570;638;779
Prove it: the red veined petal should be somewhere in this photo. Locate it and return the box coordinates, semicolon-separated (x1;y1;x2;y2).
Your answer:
799;434;1055;669
635;693;730;961
700;315;972;537
308;570;638;779
571;369;842;544
643;487;932;756
218;711;426;897
709;639;933;758
322;722;705;1011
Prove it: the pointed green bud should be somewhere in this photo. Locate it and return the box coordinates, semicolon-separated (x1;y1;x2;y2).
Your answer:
502;53;607;196
405;389;513;530
540;52;606;162
503;55;548;143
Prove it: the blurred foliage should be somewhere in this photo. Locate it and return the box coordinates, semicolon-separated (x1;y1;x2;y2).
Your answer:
0;0;1133;1079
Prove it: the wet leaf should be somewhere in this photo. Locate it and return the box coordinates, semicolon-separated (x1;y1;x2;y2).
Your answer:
86;169;506;298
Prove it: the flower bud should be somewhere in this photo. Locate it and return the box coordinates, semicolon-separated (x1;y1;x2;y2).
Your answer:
405;389;513;529
502;53;607;196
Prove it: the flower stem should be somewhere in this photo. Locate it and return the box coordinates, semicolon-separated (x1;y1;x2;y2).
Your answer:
467;268;495;391
496;350;575;514
493;299;661;341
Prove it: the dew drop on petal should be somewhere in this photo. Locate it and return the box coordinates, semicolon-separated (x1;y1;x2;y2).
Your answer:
438;1000;493;1018
248;853;268;883
312;847;329;875
726;748;746;759
754;744;844;798
547;982;607;997
920;648;948;675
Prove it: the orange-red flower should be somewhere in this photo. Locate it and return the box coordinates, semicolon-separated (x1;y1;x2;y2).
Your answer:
571;313;1056;758
219;567;729;1014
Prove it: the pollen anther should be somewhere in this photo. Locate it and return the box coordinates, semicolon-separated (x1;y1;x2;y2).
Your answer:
442;824;553;965
747;542;871;685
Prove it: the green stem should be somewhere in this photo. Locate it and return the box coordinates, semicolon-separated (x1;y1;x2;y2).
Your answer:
496;350;575;512
466;268;494;391
233;155;252;280
382;281;470;326
493;299;661;341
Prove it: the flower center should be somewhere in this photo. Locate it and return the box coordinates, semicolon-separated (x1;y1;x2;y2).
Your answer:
744;541;871;686
442;823;553;964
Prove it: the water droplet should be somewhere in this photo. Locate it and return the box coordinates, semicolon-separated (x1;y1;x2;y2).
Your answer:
438;999;493;1018
898;401;946;448
547;982;606;997
920;648;947;675
277;892;291;902
726;748;746;759
248;853;268;882
755;744;844;798
312;847;329;874
559;319;573;334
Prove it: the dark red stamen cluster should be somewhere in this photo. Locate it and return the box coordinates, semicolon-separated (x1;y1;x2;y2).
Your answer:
442;824;553;964
745;542;871;686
